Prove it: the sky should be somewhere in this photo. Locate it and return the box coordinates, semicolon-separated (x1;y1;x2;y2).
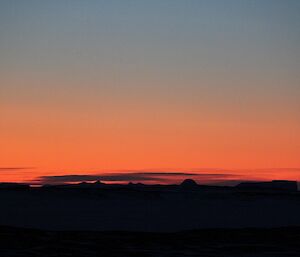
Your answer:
1;0;299;184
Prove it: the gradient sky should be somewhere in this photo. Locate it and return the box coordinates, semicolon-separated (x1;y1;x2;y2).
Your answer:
1;0;299;184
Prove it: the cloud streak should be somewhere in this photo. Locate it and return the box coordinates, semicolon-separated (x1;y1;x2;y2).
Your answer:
28;168;300;186
0;167;35;171
36;171;242;185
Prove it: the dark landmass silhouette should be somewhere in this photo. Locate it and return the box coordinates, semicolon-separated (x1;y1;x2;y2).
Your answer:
2;178;298;191
236;180;298;191
180;178;199;188
1;179;300;256
0;179;299;233
0;183;30;190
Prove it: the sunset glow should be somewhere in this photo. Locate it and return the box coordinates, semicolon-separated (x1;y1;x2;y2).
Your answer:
1;0;299;185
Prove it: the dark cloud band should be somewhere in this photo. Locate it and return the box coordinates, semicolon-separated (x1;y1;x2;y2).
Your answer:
36;171;241;185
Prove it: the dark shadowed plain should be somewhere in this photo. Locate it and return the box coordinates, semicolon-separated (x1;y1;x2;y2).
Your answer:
1;226;300;257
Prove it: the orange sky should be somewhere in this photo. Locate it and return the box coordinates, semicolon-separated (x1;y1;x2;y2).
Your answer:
1;1;299;184
1;100;299;184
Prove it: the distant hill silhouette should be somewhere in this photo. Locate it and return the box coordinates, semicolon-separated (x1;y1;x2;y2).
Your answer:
0;183;30;190
2;179;298;192
236;180;298;192
0;179;299;231
180;179;198;189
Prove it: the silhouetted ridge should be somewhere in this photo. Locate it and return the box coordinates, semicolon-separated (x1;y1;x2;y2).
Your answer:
0;183;30;190
94;180;103;186
180;179;198;188
236;180;298;192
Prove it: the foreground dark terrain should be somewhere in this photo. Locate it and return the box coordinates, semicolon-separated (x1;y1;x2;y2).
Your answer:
1;226;300;257
1;181;299;256
1;181;299;231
